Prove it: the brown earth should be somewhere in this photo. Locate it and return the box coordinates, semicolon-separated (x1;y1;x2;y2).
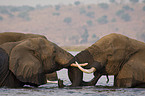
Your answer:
0;3;145;48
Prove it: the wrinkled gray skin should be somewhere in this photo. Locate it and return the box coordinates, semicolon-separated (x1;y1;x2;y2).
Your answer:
0;32;58;82
0;32;80;87
73;33;145;87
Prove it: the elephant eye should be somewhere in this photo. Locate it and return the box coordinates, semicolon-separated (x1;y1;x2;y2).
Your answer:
34;52;39;56
31;50;39;57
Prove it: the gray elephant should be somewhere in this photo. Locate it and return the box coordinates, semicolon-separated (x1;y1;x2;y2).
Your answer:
0;33;87;87
0;32;58;83
72;33;145;88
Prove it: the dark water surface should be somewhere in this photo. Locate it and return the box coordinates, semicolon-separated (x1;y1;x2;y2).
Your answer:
0;51;145;96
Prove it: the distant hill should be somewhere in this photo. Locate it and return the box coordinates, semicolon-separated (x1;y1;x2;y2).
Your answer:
0;2;145;47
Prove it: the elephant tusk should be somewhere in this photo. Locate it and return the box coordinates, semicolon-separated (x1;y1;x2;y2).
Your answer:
47;80;58;83
70;63;88;67
75;61;96;74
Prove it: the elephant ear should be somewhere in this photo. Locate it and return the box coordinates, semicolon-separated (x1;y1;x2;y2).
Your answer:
9;38;47;86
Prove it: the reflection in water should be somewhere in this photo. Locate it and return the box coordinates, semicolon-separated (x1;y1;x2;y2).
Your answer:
0;51;145;96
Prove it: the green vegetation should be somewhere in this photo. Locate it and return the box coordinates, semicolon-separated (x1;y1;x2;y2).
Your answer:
0;16;3;21
52;12;60;16
18;12;30;21
55;5;61;11
116;10;125;16
0;6;34;19
116;8;131;22
63;17;72;24
97;15;108;24
86;20;93;26
80;29;89;44
69;35;79;44
122;5;134;11
80;8;86;14
98;3;109;10
143;6;145;11
111;18;116;22
109;0;115;3
121;13;131;21
0;7;14;18
0;7;10;14
92;34;97;39
86;11;95;18
74;1;81;6
130;0;139;3
0;6;34;13
87;5;92;9
10;6;34;12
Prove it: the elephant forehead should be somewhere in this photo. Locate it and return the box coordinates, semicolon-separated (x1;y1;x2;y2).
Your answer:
39;40;55;58
24;38;54;54
87;45;106;63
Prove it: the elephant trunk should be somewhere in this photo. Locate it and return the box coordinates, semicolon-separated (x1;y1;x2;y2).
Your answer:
68;67;83;86
73;50;107;86
68;50;92;87
55;47;75;67
53;49;82;87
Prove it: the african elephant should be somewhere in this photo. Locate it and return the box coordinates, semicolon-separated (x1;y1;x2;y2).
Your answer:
73;33;145;88
0;32;58;83
0;36;86;87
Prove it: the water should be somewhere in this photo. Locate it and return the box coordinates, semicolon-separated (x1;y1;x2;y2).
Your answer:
0;51;145;96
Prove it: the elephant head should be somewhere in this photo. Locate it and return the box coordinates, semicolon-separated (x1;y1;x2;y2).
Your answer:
0;32;58;83
0;37;84;87
72;33;142;87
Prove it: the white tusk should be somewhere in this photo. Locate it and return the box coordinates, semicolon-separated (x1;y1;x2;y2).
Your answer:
70;63;88;67
47;80;58;83
75;61;96;74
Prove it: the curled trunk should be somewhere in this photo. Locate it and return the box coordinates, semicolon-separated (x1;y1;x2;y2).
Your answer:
68;67;83;86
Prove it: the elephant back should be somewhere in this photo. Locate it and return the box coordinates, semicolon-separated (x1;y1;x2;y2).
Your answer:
0;32;22;44
0;32;47;45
